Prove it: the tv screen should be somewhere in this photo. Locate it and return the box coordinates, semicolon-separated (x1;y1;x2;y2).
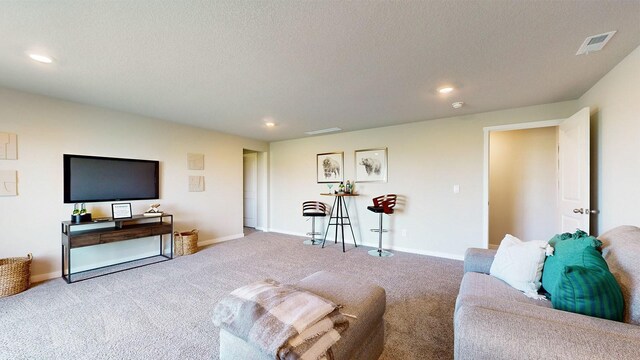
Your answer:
64;154;159;203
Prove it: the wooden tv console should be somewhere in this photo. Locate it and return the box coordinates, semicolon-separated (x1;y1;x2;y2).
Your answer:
61;214;173;283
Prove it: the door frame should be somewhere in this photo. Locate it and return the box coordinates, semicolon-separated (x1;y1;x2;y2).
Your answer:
243;152;258;228
243;149;269;232
482;119;562;248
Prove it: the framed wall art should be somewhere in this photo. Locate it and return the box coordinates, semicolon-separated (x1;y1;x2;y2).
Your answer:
355;148;387;182
317;152;344;183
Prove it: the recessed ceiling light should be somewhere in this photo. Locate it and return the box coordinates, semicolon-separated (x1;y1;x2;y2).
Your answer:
28;53;53;64
263;117;276;127
438;86;454;94
452;101;464;109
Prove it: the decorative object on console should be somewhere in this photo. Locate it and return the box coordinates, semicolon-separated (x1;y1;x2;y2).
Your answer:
355;148;387;183
0;253;32;298
143;203;163;216
187;153;204;170
0;132;17;160
0;170;17;196
111;203;133;220
317;152;343;183
71;203;92;223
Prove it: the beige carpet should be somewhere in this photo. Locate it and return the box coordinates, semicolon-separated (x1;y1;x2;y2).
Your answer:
0;231;463;359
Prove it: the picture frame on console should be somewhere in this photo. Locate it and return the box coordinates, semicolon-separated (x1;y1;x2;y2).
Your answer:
112;203;133;220
355;148;388;183
317;152;344;183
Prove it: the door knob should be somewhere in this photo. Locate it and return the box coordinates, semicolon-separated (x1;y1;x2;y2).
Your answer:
573;208;599;215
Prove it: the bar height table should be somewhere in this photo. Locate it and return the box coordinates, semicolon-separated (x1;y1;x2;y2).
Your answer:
321;193;358;252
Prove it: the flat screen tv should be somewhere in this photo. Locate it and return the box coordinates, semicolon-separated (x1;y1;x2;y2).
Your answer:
64;154;159;203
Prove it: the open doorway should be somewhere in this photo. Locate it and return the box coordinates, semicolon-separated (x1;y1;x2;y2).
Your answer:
483;108;592;248
488;126;559;248
243;151;258;229
243;149;268;234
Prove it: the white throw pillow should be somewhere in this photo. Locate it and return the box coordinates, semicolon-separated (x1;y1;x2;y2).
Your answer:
489;234;548;294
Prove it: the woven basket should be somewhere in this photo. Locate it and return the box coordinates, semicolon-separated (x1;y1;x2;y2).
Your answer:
175;229;199;255
0;253;32;298
174;235;184;257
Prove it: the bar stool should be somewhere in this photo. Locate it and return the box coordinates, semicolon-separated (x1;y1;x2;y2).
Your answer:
302;201;327;245
367;194;397;257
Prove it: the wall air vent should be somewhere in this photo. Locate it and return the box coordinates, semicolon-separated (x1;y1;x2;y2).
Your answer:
576;31;616;55
305;127;342;135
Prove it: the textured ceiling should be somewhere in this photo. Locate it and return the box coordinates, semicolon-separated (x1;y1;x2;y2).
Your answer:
1;1;639;142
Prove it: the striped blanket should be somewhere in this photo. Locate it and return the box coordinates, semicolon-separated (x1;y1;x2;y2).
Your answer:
212;279;349;360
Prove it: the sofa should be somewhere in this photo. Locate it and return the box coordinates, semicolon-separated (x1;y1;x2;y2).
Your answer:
454;225;640;359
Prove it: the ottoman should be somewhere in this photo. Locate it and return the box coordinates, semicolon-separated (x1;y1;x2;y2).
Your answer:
219;270;387;360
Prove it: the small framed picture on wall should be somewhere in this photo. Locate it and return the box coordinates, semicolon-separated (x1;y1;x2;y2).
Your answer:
317;152;344;183
355;148;388;182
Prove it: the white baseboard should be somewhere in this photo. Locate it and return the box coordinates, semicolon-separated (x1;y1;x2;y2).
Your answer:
198;233;244;246
31;271;59;283
267;228;308;237
31;251;162;283
269;229;464;261
376;243;464;261
30;232;462;283
30;233;245;283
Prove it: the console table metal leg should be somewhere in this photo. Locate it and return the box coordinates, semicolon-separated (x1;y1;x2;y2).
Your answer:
341;198;357;248
322;196;338;248
61;245;66;283
67;246;72;283
337;196;344;252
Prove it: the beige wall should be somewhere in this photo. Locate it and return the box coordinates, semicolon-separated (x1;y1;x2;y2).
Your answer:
269;101;578;259
2;43;636;279
0;87;267;280
489;127;558;246
579;45;640;234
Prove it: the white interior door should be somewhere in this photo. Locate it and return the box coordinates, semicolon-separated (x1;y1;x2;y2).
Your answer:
243;153;258;228
558;107;590;233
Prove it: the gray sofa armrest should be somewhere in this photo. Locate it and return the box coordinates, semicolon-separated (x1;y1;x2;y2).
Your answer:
463;248;496;274
454;296;640;360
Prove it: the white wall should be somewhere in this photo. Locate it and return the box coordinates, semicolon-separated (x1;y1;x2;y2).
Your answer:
489;127;558;246
269;101;578;259
0;87;267;280
579;44;640;234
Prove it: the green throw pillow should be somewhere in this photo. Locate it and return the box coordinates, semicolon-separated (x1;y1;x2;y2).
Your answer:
542;230;623;321
541;231;602;298
552;260;624;321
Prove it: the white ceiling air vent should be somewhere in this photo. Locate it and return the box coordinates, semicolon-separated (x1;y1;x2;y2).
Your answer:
304;127;342;135
576;31;616;55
